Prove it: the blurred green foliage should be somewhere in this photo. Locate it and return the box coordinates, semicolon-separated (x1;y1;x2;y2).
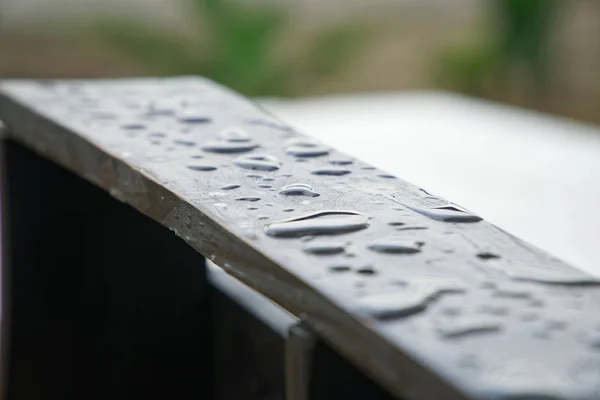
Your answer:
436;0;561;96
95;0;370;97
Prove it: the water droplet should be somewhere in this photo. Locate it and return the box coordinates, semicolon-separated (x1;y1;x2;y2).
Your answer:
545;319;567;330
178;111;211;123
477;252;500;260
329;160;353;165
202;140;258;154
413;206;482;223
361;166;376;171
218;128;251;142
247;207;258;210
395;226;429;231
191;154;203;159
303;241;346;255
437;317;502;339
122;123;145;130
285;138;329;157
246;174;263;179
236;197;261;202
502;260;600;285
378;174;396;179
478;305;510;316
388;222;405;226
357;266;376;275
368;237;421;254
493;285;531;299
234;155;281;171
258;216;269;220
258;184;272;188
173;139;196;147
279;183;320;197
262;177;275;182
357;278;466;319
520;312;539;322
220;184;240;190
149;132;167;138
329;265;351;272
187;164;217;171
312;168;351;176
264;211;369;238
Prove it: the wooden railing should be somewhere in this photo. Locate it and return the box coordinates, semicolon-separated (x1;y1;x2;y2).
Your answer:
1;77;599;400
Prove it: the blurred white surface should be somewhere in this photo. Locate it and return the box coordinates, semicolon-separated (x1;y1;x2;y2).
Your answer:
261;92;600;276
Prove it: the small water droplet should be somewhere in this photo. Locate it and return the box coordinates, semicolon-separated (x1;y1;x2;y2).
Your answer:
279;183;320;197
258;216;269;220
312;168;351;176
378;174;396;179
149;132;167;138
187;164;217;171
357;266;377;275
178;111;211;123
368;237;421;254
234;155;281;171
246;174;263;179
361;166;376;171
437;317;502;339
220;184;241;190
262;177;275;182
173;139;196;147
303;241;346;255
388;222;405;226
236;197;261;202
264;211;369;238
247;207;258;210
329;160;353;165
545;319;567;330
478;305;510;316
520;312;539;322
357;278;465;319
477;252;500;260
258;184;272;188
329;265;351;272
122;123;145;130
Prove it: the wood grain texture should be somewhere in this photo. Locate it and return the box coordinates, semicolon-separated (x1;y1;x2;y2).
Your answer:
2;77;600;400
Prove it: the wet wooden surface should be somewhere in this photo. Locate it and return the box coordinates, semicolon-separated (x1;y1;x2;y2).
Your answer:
2;78;600;400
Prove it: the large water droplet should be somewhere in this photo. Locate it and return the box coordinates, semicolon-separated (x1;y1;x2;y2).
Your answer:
264;211;369;238
357;278;466;319
412;206;482;223
368;237;421;254
437;317;502;339
312;168;351;176
279;183;320;197
503;260;600;285
285;138;329;157
234;155;281;171
202;140;259;153
218;128;251;142
187;164;217;171
303;241;346;255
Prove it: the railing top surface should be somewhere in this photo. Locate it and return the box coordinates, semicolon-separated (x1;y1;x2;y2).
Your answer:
2;77;600;400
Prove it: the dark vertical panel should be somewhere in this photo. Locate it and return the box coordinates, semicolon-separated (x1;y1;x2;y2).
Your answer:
1;140;211;400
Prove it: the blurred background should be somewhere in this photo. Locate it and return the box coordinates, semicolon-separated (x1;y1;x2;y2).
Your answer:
1;0;600;124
